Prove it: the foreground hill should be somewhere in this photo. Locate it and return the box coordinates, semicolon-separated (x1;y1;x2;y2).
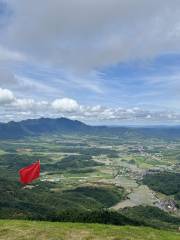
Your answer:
1;117;180;139
0;220;179;240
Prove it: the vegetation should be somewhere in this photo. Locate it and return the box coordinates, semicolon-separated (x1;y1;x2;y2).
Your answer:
66;186;124;208
0;220;179;240
143;172;180;195
0;176;124;220
42;154;103;171
121;206;180;230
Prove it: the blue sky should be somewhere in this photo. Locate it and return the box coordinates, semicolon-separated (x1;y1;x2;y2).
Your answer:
1;0;180;124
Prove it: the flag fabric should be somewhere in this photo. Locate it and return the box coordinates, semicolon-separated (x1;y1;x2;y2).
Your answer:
19;160;40;184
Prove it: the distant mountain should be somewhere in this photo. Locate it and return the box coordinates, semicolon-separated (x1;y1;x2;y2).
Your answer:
0;118;90;139
0;117;180;139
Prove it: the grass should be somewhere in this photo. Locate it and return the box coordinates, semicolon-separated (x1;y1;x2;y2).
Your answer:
0;220;179;240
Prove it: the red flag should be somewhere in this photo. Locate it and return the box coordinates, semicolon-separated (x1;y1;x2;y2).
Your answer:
19;160;40;184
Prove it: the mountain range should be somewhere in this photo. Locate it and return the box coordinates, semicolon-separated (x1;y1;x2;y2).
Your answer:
0;117;180;139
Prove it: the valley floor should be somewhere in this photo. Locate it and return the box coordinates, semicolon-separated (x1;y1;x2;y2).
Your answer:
0;220;179;240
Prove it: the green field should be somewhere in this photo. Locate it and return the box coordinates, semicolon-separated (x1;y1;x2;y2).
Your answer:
0;220;179;240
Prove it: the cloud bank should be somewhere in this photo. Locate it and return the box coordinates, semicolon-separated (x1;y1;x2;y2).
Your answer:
0;87;179;124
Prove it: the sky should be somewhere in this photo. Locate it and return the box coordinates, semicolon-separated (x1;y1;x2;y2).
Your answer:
1;0;180;125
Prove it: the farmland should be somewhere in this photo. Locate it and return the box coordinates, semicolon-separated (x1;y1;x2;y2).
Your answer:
0;132;180;231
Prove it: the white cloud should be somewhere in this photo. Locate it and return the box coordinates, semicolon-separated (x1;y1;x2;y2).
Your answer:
0;87;180;123
12;98;49;111
52;98;79;112
11;98;35;110
0;88;14;104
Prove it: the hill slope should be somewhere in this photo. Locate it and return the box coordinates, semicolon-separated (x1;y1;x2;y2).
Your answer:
0;220;179;240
